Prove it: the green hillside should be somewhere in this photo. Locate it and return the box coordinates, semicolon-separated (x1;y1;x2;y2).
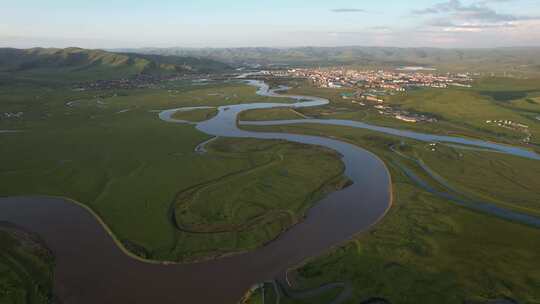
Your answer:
123;46;540;74
0;47;230;82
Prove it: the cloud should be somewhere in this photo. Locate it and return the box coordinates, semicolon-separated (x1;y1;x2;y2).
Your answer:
413;8;440;14
427;18;516;29
443;23;516;32
412;0;538;33
330;8;366;13
413;0;535;22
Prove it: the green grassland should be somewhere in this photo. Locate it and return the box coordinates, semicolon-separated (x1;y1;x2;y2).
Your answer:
241;123;540;303
100;82;293;110
0;79;291;125
171;138;348;260
474;77;540;92
505;93;540;113
0;77;289;127
387;84;540;143
172;107;218;122
415;144;540;216
242;77;540;151
241;122;540;217
240;108;306;121
0;225;54;304
0;80;345;261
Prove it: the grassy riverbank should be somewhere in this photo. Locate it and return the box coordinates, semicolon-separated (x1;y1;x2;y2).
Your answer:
414;143;540;217
172;137;348;261
242;281;343;304
242;122;540;303
0;225;54;304
240;108;306;121
172;107;218;122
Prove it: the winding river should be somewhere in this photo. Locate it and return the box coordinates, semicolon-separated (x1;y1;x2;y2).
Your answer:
1;79;539;303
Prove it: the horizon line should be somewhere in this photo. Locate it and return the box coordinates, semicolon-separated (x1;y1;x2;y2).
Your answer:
3;45;540;51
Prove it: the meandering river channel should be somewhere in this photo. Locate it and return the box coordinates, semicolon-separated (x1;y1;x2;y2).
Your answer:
1;79;539;303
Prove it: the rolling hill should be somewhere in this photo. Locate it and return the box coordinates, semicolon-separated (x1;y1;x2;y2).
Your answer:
119;46;540;74
0;47;230;82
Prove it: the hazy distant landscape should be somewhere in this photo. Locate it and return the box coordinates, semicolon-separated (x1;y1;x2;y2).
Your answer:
119;46;540;74
1;1;540;303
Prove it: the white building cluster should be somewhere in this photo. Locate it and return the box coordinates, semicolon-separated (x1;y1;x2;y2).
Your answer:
275;68;472;91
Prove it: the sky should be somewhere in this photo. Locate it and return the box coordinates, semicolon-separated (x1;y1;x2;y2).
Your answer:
1;0;540;49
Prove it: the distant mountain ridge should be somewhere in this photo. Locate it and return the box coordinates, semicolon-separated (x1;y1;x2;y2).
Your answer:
2;46;539;81
0;47;230;82
117;46;540;73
